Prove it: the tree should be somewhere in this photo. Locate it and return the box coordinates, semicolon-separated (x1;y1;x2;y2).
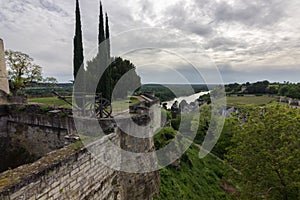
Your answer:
102;12;111;100
5;50;43;95
43;77;58;86
226;105;300;199
73;0;84;80
98;1;105;46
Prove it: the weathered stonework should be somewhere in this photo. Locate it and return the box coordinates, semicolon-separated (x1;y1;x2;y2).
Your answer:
0;102;161;199
0;134;119;200
0;38;9;95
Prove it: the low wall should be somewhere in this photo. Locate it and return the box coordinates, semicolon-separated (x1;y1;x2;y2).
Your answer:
0;133;119;200
0;104;77;173
0;103;161;200
0;105;8;136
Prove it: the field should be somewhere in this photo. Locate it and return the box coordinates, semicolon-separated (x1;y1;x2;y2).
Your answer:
28;96;140;113
28;97;72;108
225;95;278;107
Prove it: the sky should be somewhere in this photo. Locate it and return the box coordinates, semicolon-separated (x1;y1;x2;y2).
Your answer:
0;0;300;84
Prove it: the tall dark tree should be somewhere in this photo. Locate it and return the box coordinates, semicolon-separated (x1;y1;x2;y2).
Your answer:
105;12;110;58
98;2;105;45
85;2;141;101
103;12;111;100
96;1;110;99
73;0;84;80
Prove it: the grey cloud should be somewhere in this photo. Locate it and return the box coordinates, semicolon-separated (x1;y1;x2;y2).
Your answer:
164;1;214;37
39;0;68;16
138;0;155;19
186;22;213;37
214;0;286;27
204;37;247;51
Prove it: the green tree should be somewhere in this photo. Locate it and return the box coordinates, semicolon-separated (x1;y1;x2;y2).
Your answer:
226;105;300;199
73;0;84;80
102;12;111;100
43;77;58;86
98;1;105;46
5;50;43;95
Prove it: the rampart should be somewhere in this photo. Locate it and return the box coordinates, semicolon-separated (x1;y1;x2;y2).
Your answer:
0;102;160;200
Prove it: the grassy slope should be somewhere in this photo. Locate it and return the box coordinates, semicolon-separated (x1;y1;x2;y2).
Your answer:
155;144;232;200
225;96;277;107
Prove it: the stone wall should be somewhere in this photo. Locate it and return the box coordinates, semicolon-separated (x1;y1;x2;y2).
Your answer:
0;133;119;200
0;103;161;199
0;38;10;95
3;105;75;158
0;105;8;136
116;105;161;200
0;105;76;172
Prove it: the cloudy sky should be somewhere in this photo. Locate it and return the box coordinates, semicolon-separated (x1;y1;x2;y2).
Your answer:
1;0;300;84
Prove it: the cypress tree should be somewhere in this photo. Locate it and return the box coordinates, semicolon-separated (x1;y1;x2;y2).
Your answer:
98;2;105;45
73;0;84;80
97;1;107;97
104;13;111;100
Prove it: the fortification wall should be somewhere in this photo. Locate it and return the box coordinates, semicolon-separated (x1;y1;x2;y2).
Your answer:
0;103;161;199
2;105;75;158
0;133;119;200
0;38;10;95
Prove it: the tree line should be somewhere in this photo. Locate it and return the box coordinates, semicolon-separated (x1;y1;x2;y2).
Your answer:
226;80;300;99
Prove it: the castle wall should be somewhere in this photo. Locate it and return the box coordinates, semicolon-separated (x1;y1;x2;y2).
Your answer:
0;38;10;95
0;103;161;200
0;133;119;200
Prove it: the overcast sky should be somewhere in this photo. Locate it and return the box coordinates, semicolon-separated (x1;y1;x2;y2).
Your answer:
1;0;300;84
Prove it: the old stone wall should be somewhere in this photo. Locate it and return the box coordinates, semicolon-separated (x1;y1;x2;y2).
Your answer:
0;105;8;136
0;105;76;172
4;105;75;158
0;103;161;200
0;133;119;200
0;38;10;95
116;104;161;200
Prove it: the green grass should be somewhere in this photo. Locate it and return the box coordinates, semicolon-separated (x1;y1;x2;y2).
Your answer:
28;96;141;112
225;95;277;107
28;97;72;108
111;97;139;112
154;144;232;200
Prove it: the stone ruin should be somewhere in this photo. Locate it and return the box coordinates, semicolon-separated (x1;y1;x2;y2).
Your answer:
0;38;10;104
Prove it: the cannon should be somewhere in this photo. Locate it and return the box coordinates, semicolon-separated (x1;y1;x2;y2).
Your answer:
52;91;112;118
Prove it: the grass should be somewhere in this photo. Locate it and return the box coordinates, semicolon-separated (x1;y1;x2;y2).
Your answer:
28;96;141;112
28;97;72;108
112;97;140;113
225;95;277;107
154;144;232;200
153;127;233;200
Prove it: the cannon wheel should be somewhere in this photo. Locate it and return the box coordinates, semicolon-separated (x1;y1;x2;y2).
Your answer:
92;97;112;118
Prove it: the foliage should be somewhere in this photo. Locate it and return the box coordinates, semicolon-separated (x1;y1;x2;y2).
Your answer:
42;77;58;86
212;117;238;159
154;127;177;150
278;84;300;99
110;57;141;99
5;50;43;95
226;105;300;199
161;109;172;121
191;105;211;144
73;0;84;80
154;144;232;200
